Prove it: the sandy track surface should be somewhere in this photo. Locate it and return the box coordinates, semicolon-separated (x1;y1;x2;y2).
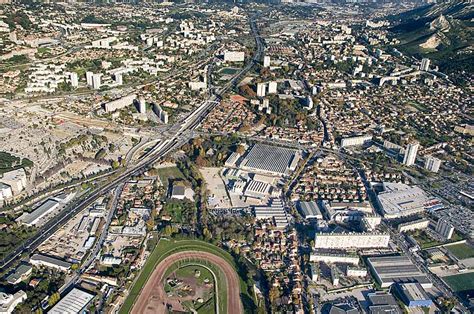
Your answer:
131;251;242;314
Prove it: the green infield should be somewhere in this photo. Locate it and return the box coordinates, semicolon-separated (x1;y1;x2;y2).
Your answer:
443;272;474;292
119;238;254;314
445;243;474;260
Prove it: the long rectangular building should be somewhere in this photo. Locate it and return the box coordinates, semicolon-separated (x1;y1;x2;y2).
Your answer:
49;288;95;314
367;255;432;289
314;232;390;249
240;144;299;176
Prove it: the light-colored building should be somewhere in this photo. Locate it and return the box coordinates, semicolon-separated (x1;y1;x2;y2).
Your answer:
310;252;359;265
257;83;266;97
49;288;95;314
398;219;430;233
69;72;78;88
0;291;27;314
92;73;102;90
314;232;390;249
30;254;71;271
367;255;432;289
263;56;271;67
435;219;454;240
377;182;441;218
17;199;60;226
298;201;323;220
346;266;367;277
340;135;372;147
0;183;13;201
403;142;419;166
268;81;277;94
85;71;94;86
103;94;136;113
420;58;430;71
224;50;245;62
153;103;169;124
138;97;146;114
0;168;27;195
424;156;441;173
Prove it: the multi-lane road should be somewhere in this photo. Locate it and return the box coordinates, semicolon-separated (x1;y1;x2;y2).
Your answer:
0;14;264;273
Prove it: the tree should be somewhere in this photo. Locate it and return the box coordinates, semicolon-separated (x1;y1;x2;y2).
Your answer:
236;144;246;154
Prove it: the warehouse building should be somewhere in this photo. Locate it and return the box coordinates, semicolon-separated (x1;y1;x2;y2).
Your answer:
297;201;323;220
376;182;442;218
17;199;60;226
30;254;71;271
254;198;289;229
49;288;95;314
367;255;432;289
239;144;299;176
244;180;272;199
394;283;433;308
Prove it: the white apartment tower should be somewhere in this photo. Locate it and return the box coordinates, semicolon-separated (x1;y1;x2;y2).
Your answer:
92;74;102;90
268;81;277;94
85;71;94;86
425;156;441;173
70;72;78;88
138;97;146;114
403;142;419;166
263;56;271;67
435;219;454;240
257;83;266;97
420;58;430;71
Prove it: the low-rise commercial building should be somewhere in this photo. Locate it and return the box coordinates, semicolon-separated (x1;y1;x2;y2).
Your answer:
397;219;430;233
49;288;95;314
394;283;432;308
30;254;72;271
367;255;432;289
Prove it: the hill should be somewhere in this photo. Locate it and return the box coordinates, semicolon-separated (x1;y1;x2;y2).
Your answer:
389;0;473;76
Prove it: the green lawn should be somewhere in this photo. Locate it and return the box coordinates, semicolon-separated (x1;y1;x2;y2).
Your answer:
445;243;474;260
119;238;253;314
444;272;474;292
156;166;185;189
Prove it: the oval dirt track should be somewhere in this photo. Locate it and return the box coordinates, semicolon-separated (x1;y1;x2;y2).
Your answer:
131;251;242;314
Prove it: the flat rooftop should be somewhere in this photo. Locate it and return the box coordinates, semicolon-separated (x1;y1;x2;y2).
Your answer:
367;255;432;288
240;144;298;176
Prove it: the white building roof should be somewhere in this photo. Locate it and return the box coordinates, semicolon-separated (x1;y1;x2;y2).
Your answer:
49;288;94;314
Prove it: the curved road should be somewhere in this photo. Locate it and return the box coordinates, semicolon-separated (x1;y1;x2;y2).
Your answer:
131;251;242;314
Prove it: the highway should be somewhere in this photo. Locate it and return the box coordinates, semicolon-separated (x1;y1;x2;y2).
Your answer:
0;14;264;275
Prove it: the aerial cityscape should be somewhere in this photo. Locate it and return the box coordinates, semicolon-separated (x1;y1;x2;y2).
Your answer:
0;0;472;313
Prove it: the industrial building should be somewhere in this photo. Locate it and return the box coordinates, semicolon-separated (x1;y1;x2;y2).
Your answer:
49;288;95;314
394;283;432;308
239;144;299;176
30;254;72;271
367;292;402;314
17;199;60;226
314;232;389;249
0;183;13;201
297;201;323;220
376;182;440;218
254;198;289;229
244;180;272;199
367;255;432;289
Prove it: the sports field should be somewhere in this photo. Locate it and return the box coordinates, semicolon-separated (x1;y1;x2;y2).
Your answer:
120;238;252;314
443;272;474;292
445;243;474;260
